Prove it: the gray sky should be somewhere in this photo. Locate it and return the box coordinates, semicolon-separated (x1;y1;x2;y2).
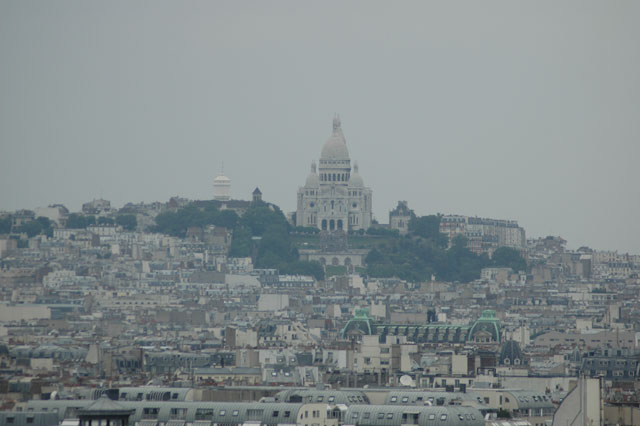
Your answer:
1;1;639;253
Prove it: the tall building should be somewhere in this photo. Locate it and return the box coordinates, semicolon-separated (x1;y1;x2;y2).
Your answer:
296;116;372;231
213;170;231;201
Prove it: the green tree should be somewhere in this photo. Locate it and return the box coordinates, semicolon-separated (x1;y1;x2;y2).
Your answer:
0;215;12;234
116;214;137;231
66;214;95;229
240;203;289;236
97;217;115;225
285;261;325;281
408;215;448;247
36;216;53;237
17;220;43;238
15;217;53;238
256;224;295;268
491;246;527;272
228;226;252;257
366;227;399;237
214;210;239;229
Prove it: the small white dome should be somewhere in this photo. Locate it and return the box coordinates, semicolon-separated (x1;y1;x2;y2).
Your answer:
320;115;350;161
348;162;364;187
305;162;319;187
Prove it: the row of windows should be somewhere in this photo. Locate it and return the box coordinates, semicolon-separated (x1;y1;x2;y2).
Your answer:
320;173;350;182
350;412;477;422
307;395;365;403
192;408;292;420
5;417;35;424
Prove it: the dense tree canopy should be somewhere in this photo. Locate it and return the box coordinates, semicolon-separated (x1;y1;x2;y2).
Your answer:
97;217;115;225
15;216;53;238
152;201;323;280
66;214;96;229
116;214;137;231
365;215;527;283
152;204;238;237
491;246;527;272
0;216;12;234
408;215;448;247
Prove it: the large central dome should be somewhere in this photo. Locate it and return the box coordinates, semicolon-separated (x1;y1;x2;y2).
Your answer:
320;115;350;161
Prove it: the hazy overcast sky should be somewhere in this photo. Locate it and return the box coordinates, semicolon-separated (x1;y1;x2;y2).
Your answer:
1;1;639;253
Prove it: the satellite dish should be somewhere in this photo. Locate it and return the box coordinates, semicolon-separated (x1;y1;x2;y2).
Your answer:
399;375;415;387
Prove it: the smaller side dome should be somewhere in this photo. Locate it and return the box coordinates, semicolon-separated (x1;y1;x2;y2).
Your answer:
348;162;364;187
305;161;319;188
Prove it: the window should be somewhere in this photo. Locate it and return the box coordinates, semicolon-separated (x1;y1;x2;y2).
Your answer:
352;413;359;420
232;410;239;416
428;414;436;420
387;413;394;419
219;410;226;416
390;396;398;403
440;414;448;421
458;414;464;420
196;408;214;420
284;411;291;418
378;413;385;419
170;408;187;420
328;396;335;403
143;408;159;419
317;396;324;402
402;397;409;403
6;418;14;424
273;411;279;417
363;413;371;420
26;418;34;424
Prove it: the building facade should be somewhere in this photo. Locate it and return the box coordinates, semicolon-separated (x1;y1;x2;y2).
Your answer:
296;116;372;232
440;215;526;257
389;201;413;235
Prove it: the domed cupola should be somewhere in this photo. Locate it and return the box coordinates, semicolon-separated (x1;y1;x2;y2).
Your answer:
348;162;364;187
320;115;350;161
305;161;319;188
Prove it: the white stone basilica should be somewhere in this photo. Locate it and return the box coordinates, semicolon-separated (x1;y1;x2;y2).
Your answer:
296;116;372;232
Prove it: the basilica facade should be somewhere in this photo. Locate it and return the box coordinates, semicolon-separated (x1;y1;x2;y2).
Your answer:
296;116;372;232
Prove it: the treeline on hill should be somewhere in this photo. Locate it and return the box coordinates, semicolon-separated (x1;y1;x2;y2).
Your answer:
151;201;324;281
0;213;137;237
66;214;137;230
365;215;527;282
151;201;526;283
0;216;54;238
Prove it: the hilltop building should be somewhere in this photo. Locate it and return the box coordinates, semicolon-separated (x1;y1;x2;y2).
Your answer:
389;201;414;235
440;215;526;257
213;168;231;201
296;115;372;232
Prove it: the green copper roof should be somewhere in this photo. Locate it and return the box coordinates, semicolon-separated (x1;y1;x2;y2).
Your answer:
341;309;501;344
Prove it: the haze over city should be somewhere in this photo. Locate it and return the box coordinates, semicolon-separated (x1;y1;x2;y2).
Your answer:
4;3;640;426
1;1;639;252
